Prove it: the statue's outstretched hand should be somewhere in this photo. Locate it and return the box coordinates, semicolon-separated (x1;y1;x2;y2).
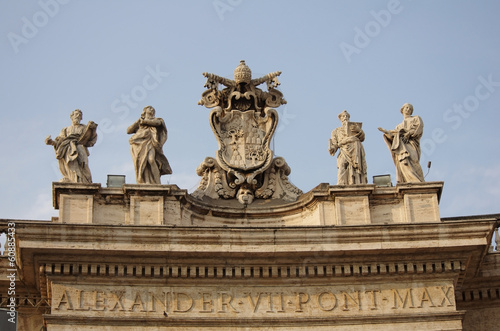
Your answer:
45;135;54;146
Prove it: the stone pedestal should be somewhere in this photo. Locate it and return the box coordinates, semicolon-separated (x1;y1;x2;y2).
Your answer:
52;181;443;227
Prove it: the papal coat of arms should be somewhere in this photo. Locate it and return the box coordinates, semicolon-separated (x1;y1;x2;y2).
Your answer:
193;61;302;205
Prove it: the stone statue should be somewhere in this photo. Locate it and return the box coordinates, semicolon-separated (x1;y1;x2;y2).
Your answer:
378;103;425;183
193;60;302;204
127;106;172;184
45;109;97;183
329;110;367;185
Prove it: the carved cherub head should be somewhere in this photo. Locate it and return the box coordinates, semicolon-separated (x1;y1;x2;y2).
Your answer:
237;186;254;205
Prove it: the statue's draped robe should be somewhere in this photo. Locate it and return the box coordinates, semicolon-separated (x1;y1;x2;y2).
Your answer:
54;123;96;183
129;118;172;184
330;126;367;185
383;115;425;183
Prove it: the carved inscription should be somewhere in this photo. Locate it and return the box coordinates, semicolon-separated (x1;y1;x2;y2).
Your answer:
51;284;455;318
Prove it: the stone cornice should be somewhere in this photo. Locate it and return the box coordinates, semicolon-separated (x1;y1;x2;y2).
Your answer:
2;219;494;295
43;311;465;328
7;219;493;254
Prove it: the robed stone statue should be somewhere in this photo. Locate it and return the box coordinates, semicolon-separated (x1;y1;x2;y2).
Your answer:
45;109;97;183
329;110;367;185
378;103;425;183
127;105;172;184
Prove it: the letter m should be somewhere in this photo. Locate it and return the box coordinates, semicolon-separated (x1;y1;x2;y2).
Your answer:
392;288;415;309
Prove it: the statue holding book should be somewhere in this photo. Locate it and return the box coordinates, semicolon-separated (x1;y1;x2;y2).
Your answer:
45;109;98;183
329;110;367;185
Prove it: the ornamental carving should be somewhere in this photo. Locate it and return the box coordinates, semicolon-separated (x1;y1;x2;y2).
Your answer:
193;61;302;205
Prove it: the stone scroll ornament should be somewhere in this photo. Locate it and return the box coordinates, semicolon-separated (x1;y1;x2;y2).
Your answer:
193;60;302;205
45;109;97;183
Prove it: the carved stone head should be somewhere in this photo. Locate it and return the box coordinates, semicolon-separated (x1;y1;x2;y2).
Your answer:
237;186;254;205
141;105;155;119
400;103;414;115
70;109;82;125
338;110;350;123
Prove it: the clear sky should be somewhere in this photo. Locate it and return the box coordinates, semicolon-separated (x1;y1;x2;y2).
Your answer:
1;0;499;220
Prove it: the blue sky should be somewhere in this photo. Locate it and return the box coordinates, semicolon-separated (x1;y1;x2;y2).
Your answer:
1;0;499;220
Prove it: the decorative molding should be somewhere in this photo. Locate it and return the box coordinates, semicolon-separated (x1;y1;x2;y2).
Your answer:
41;259;465;280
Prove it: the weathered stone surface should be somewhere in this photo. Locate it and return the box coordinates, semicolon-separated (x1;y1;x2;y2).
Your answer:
51;181;443;226
329;110;367;185
5;68;500;331
49;282;457;318
127;105;172;184
1;215;498;330
45;109;97;183
455;249;500;331
194;61;301;205
378;103;425;183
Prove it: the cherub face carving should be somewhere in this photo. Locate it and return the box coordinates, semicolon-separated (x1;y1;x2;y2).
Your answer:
237;187;254;205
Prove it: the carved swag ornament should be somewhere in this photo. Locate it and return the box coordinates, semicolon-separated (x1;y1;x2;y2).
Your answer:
193;61;302;204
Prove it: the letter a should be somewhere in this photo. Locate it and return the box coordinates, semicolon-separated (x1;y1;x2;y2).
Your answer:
7;32;29;54
213;0;234;21
340;42;361;64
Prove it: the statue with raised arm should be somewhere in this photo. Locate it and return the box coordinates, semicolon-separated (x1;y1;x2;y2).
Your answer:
45;109;97;183
329;110;367;185
127;105;172;184
378;103;425;183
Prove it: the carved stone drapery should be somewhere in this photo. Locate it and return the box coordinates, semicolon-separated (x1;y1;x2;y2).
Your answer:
45;109;97;183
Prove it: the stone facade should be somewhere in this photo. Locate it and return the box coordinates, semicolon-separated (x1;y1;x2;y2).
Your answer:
3;62;500;331
1;182;499;330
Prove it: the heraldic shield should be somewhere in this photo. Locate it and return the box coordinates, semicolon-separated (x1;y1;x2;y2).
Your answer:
210;107;277;180
193;60;302;205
